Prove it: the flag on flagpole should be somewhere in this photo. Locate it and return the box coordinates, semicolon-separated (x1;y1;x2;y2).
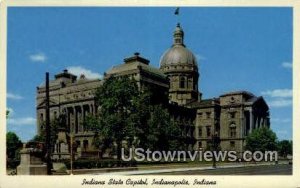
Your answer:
174;7;179;15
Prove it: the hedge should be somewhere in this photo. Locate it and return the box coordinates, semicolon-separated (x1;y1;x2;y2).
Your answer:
64;159;137;169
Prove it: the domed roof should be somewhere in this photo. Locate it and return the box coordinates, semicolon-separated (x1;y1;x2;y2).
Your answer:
160;45;197;67
159;23;197;67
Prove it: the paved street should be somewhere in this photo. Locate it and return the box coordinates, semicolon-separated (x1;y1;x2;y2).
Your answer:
152;164;292;175
92;162;292;175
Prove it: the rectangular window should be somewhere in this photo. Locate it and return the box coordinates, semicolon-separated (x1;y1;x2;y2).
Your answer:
206;126;211;137
230;127;237;138
229;112;236;118
230;141;235;148
206;112;211;119
198;127;202;137
40;113;44;122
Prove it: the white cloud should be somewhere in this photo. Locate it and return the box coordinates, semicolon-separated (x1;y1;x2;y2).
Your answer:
7;117;36;126
29;52;47;62
195;54;206;62
261;89;292;108
67;66;102;79
268;98;292;108
261;89;292;98
7;92;23;100
271;118;291;123
282;62;292;69
276;130;289;139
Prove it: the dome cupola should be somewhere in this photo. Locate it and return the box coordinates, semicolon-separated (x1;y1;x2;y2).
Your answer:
160;23;198;69
173;23;184;46
159;23;200;105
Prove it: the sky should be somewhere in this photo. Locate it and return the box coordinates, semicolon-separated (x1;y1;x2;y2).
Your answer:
6;7;292;142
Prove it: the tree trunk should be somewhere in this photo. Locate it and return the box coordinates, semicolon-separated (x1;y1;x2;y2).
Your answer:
117;140;122;161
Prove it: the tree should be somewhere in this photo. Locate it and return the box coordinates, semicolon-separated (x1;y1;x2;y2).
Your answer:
245;127;278;152
84;76;185;159
277;140;292;158
6;132;23;159
30;118;59;152
90;76;140;159
30;134;45;142
142;105;184;151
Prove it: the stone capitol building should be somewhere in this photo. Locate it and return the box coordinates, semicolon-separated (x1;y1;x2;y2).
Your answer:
36;23;270;159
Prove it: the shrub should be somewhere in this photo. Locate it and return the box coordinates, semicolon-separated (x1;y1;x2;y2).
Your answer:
64;159;137;170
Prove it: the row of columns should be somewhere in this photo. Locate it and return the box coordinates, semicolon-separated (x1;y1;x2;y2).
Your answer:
64;103;96;134
248;109;269;134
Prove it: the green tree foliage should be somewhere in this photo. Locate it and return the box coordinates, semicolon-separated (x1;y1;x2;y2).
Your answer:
277;140;292;158
6;132;23;159
91;76;140;159
84;76;184;159
142;105;183;151
30;118;59;151
245;127;278;152
30;134;45;142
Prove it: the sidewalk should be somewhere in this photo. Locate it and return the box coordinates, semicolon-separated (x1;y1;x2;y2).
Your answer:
65;160;287;175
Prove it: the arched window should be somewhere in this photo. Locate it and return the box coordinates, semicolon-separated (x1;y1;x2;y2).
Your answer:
180;76;185;88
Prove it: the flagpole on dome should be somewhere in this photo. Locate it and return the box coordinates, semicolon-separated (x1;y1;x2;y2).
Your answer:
174;7;180;25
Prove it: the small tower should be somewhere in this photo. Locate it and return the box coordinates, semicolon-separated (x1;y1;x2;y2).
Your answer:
173;23;185;46
160;23;200;105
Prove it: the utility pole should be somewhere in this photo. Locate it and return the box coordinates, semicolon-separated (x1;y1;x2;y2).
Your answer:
45;72;52;175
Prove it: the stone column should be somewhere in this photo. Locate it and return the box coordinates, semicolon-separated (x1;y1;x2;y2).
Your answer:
239;109;245;153
68;106;75;134
240;109;244;137
66;107;70;132
75;106;79;133
79;105;83;133
249;109;253;134
259;117;262;128
82;105;86;132
90;104;94;115
254;116;258;129
255;117;258;128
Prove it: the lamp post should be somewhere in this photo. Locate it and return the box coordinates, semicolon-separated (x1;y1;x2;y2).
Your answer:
212;132;220;168
70;133;74;175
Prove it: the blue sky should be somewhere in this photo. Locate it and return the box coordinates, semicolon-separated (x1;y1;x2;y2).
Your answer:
6;7;292;142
